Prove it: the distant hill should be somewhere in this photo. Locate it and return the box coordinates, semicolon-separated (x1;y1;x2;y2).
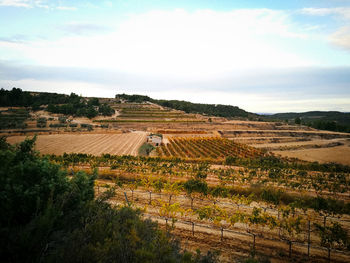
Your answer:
269;111;350;133
116;94;256;119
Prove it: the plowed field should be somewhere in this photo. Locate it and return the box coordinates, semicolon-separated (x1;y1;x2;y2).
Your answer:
7;132;147;156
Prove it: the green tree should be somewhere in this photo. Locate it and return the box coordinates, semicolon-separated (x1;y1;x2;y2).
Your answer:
0;137;220;263
0;137;95;262
184;179;208;209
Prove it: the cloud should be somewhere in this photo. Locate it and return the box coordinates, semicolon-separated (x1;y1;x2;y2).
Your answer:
1;8;349;112
301;7;350;51
0;0;30;7
330;26;350;50
1;60;349;112
300;7;350;19
0;9;315;79
0;36;25;43
0;0;75;10
56;6;76;11
59;22;111;35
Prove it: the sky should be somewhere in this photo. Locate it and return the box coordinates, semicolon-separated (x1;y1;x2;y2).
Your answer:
0;1;350;113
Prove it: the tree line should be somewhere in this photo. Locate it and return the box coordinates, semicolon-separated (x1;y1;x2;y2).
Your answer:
115;93;256;119
0;88;114;118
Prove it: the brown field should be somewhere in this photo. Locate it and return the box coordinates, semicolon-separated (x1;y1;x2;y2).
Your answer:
273;141;350;165
251;138;347;150
7;132;147;156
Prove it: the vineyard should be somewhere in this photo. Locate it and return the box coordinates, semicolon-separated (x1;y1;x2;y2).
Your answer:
94;103;205;123
2;91;350;262
47;153;350;262
157;137;266;160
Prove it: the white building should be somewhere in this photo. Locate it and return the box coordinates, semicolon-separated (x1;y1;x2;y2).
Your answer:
147;134;162;146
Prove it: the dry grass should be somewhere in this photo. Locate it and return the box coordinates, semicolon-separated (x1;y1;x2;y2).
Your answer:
273;140;350;165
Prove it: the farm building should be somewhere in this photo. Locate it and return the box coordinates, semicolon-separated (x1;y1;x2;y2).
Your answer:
147;134;162;146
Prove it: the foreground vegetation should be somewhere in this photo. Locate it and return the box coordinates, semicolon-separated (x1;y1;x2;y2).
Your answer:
47;151;350;262
0;137;219;263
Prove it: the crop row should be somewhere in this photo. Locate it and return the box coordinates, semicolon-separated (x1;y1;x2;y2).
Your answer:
95;181;350;262
158;137;266;160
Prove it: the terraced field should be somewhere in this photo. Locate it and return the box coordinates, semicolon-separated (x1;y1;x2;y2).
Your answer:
157;137;266;159
7;132;147;156
95;102;205;123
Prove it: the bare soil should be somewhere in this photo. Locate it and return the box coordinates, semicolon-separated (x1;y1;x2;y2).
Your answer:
273;141;350;165
7;131;147;156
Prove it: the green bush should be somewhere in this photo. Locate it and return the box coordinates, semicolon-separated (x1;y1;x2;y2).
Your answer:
138;143;155;156
0;137;220;263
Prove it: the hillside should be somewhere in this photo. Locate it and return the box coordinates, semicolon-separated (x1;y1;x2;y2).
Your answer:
2;89;350;262
269;111;350;133
116;93;256;119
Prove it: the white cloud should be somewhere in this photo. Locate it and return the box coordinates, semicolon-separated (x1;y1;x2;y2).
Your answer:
301;7;350;51
58;22;110;35
56;6;76;11
330;26;350;50
0;0;30;7
0;0;75;10
301;7;350;20
1;9;314;79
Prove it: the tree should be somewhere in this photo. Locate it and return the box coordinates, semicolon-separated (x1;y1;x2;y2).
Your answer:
86;105;98;118
153;200;186;231
0;137;220;263
231;193;254;211
295;117;301;125
243;208;276;252
208;186;228;205
184;179;208;209
126;179;140;201
152;177;164;198
315;222;349;262
164;181;182;205
278;206;305;258
88;97;100;106
196;205;228;241
36;117;47;128
141;176;155;204
0;137;95;262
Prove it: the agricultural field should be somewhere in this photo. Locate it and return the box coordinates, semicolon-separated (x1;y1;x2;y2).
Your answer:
272;141;350;165
2;93;350;262
157;137;266;160
222;129;350;165
46;153;350;262
0;107;29;129
94;102;205;124
7;132;147;156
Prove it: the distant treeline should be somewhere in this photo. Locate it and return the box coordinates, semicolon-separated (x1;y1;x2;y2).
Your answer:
306;120;350;133
0;88;69;107
0;88;114;118
270;111;350;133
116;93;255;119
